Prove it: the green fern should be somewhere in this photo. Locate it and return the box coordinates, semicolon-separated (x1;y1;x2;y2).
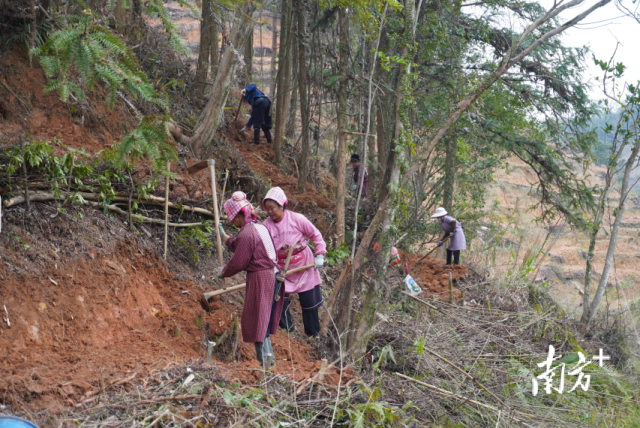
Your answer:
111;115;177;171
31;12;165;109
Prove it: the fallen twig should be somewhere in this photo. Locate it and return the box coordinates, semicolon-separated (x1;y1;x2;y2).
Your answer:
3;192;202;227
394;373;534;427
401;291;438;310
4;190;225;219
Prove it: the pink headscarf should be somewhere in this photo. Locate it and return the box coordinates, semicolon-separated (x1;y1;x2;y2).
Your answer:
224;191;257;222
262;186;288;210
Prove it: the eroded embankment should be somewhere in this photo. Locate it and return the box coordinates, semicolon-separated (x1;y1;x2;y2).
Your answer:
0;207;351;413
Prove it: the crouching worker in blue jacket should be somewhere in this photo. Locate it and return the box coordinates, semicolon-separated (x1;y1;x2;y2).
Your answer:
240;84;273;145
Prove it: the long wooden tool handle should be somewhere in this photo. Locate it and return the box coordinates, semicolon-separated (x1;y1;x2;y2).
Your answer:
234;95;244;122
209;160;225;289
283;243;296;273
204;264;315;299
275;243;297;301
284;263;314;276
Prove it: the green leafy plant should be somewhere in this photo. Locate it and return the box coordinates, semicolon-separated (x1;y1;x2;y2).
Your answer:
111;115;177;171
174;222;215;263
326;241;350;265
30;8;164;109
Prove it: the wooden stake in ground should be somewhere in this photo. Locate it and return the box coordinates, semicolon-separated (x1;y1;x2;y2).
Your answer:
219;169;229;214
448;272;453;304
19;137;31;214
208;159;226;289
163;162;170;260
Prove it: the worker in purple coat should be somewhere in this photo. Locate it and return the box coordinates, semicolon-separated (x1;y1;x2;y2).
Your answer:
431;207;466;267
350;154;368;197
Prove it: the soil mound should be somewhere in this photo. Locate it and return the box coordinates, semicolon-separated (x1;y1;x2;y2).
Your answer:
0;207;348;413
400;252;467;301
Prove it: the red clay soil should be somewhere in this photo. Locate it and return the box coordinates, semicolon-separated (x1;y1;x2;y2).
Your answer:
225;122;336;231
0;231;349;413
0;49;137;153
400;251;467;301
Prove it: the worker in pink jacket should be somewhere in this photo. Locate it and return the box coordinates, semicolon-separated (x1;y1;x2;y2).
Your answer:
262;187;327;337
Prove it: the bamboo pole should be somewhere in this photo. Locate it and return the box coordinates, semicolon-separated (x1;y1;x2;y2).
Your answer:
163;162;170;260
208;159;225;288
449;272;453;304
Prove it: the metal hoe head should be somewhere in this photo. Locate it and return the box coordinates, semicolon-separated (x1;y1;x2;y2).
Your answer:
186;160;209;175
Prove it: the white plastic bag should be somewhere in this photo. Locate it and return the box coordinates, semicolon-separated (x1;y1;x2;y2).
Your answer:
404;274;422;296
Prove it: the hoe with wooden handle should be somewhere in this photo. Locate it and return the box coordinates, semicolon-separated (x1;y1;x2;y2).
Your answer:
203;263;315;300
187;159;225;289
274;242;296;301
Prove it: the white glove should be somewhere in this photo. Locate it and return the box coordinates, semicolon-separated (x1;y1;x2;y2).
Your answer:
241;88;247;96
219;223;230;243
240;126;247;132
314;254;325;268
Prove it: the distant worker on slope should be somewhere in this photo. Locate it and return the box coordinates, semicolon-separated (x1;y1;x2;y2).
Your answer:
350;154;368;197
218;191;283;368
431;207;466;268
240;84;273;145
262;187;327;338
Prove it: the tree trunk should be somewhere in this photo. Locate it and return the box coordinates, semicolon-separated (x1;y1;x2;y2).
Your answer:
244;28;253;85
176;0;264;156
367;102;377;192
580;134;622;324
442;136;456;212
131;0;141;17
377;59;407;206
273;0;293;165
195;0;213;93
332;196;390;336
295;0;310;192
582;138;640;325
376;101;386;187
114;0;125;26
335;7;349;245
269;8;278;97
350;0;414;351
210;18;219;74
285;43;298;141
